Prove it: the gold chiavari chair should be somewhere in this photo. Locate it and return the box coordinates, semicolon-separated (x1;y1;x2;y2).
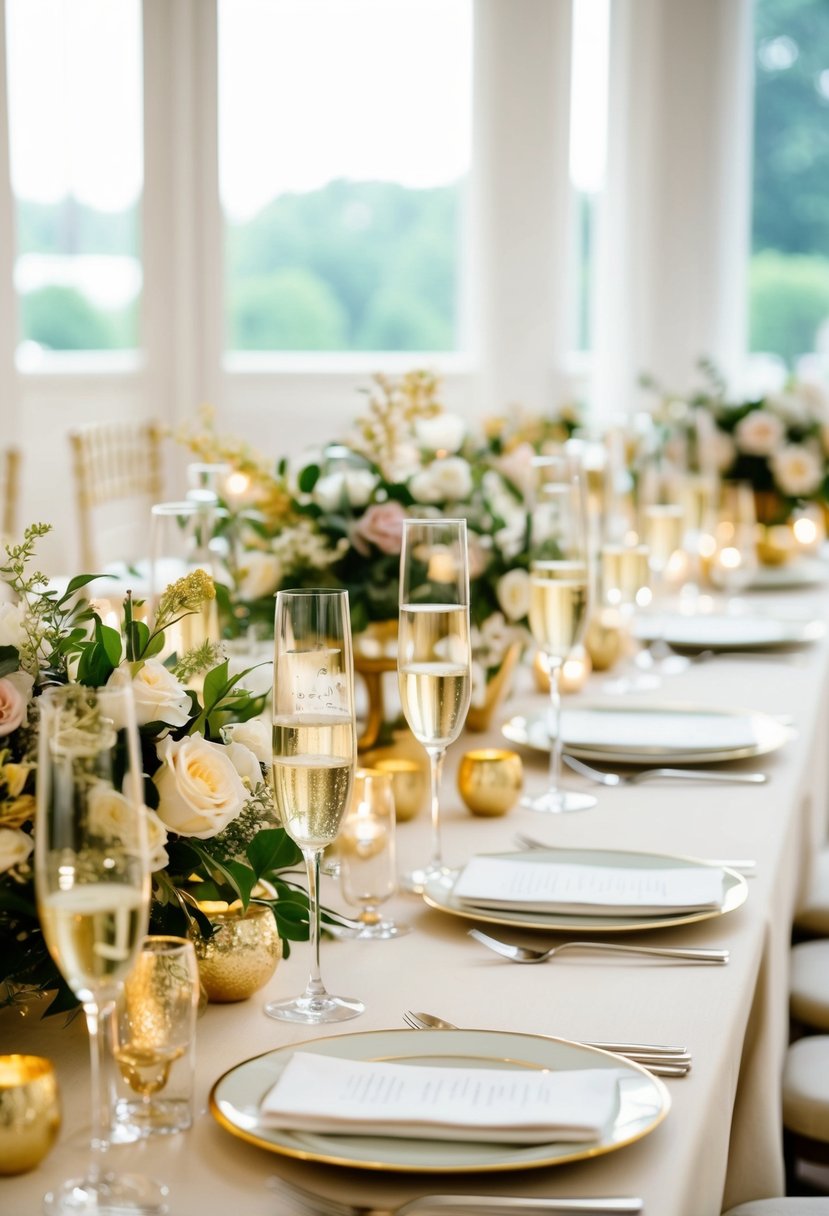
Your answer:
1;446;21;539
69;420;164;572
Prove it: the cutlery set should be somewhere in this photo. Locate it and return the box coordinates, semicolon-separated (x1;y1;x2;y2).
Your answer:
561;752;767;787
467;927;729;968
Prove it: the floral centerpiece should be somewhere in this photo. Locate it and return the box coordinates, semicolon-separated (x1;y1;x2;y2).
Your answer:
0;525;317;1016
644;360;829;525
180;371;582;711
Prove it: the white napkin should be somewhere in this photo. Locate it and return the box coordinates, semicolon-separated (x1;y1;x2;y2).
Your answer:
647;614;786;648
561;708;757;752
259;1051;620;1144
453;856;724;915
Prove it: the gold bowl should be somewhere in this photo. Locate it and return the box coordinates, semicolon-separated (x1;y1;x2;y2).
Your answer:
0;1055;61;1175
457;749;523;817
192;903;282;1003
365;756;427;822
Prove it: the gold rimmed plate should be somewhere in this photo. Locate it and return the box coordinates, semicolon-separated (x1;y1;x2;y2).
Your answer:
209;1027;669;1172
502;704;794;766
422;847;748;934
633;612;824;652
748;558;828;592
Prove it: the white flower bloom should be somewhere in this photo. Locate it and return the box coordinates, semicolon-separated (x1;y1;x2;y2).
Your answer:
710;429;737;473
0;601;26;650
771;444;824;497
0;671;33;737
733;410;785;456
383;442;422;482
224;739;265;789
496;568;531;622
766;391;811;428
409;457;473;503
312;470;377;511
469;660;488;709
236;550;282;602
112;659;191;729
495;442;536;498
795;380;829;422
222;719;272;771
0;826;33;874
87;784;169;871
154;733;248;839
415;413;467;454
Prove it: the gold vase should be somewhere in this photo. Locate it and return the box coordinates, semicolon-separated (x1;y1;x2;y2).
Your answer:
192;902;282;1003
0;1055;61;1175
466;640;523;732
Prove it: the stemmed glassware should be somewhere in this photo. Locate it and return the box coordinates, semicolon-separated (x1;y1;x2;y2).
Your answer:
338;768;409;939
708;480;758;602
523;455;596;813
35;682;167;1215
397;518;471;891
265;588;363;1024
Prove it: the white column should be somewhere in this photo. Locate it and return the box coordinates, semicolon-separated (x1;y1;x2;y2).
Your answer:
0;0;19;441
469;0;575;418
593;0;754;416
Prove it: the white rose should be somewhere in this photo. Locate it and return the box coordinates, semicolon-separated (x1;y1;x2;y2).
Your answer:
154;733;248;839
87;784;169;871
415;413;467;454
222;719;271;771
734;410;785;456
0;826;32;874
409;457;473;503
771;444;824;497
0;601;26;650
224;739;264;789
496;568;531;622
766;391;811;428
495;442;536;497
312;470;377;511
236;551;282;602
795;380;829;421
115;659;191;729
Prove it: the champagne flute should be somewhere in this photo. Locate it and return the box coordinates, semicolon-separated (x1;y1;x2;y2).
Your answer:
266;588;363;1023
397;519;471;891
523;456;596;813
339;768;410;939
35;682;167;1215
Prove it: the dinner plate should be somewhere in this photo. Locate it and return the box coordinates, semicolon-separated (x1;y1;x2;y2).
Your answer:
422;847;747;934
209;1027;669;1172
502;704;794;765
633;612;824;652
748;558;828;591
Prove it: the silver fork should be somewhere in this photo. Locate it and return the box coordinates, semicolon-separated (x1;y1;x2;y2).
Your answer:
563;753;767;787
402;1010;691;1075
266;1175;643;1215
468;927;729;966
513;831;758;877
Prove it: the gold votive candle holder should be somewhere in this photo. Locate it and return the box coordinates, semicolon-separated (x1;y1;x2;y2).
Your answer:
370;757;427;822
457;749;523;817
0;1054;61;1175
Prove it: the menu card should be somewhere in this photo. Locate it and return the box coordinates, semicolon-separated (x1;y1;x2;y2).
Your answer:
453;856;724;915
259;1051;620;1144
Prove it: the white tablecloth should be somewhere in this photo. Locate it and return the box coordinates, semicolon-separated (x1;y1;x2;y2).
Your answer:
4;586;829;1216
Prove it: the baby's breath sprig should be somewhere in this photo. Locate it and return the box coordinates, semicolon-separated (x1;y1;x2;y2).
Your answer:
172;640;224;684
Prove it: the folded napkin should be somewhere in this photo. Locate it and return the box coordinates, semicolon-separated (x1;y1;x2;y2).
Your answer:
648;614;786;648
561;708;757;752
453;856;725;916
259;1051;620;1144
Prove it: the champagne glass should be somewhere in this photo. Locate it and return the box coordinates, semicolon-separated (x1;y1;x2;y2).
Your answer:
338;768;409;939
523;456;596;813
266;588;363;1023
708;481;758;602
598;536;658;694
35;682;167;1215
397;519;472;891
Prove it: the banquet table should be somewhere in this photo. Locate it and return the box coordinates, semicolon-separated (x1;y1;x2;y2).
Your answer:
4;580;829;1216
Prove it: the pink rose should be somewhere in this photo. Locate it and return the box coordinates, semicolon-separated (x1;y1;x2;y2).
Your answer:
0;673;33;738
353;502;407;556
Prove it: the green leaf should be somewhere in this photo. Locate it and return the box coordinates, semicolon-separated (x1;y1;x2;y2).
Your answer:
143;631;166;659
130;620;151;658
0;646;19;678
297;463;320;494
96;619;122;667
201;659;230;709
246;828;302;878
57;573;103;605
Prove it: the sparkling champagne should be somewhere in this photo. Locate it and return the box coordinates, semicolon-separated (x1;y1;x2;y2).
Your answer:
643;504;684;573
398;604;471;749
114;1045;185;1097
529;561;589;661
272;714;354;848
600;543;650;608
40;883;146;1001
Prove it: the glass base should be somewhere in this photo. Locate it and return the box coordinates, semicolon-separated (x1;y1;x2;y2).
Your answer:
111;1097;192;1140
353;920;411;940
521;788;597;814
401;863;456;895
264;991;365;1024
43;1172;169;1215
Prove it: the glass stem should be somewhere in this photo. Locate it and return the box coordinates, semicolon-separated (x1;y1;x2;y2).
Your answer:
426;747;446;872
84;997;115;1174
303;847;326;1000
547;659;563;799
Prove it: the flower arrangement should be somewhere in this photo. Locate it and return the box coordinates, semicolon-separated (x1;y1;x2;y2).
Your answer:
645;360;829;525
0;525;316;1016
179;371;582;709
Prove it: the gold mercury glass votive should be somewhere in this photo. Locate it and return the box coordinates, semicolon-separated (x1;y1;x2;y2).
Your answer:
192;901;282;1003
370;757;427;822
0;1054;61;1175
457;749;524;817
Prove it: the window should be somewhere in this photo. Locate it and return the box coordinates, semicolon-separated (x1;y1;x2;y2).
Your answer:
218;0;472;355
5;0;143;363
750;0;829;376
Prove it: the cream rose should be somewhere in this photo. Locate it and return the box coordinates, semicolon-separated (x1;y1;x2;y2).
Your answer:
734;410;785;456
0;672;33;738
114;659;191;729
409;457;473;504
154;733;248;839
87;784;169;871
0;826;32;874
771;444;824;497
0;601;26;650
312;470;377;511
222;719;271;771
415;412;467;454
224;739;264;789
236;551;282;602
496;568;531;622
